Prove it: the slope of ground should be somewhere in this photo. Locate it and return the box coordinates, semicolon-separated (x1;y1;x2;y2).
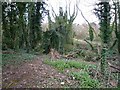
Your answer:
2;50;118;88
2;56;77;88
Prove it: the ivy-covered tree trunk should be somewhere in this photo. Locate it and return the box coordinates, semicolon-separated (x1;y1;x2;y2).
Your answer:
101;3;111;76
95;2;111;75
3;2;18;50
94;2;111;87
16;2;27;50
35;2;43;46
2;2;8;50
27;3;33;52
27;1;46;51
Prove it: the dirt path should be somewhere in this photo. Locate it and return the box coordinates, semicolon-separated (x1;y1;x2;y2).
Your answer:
2;56;76;88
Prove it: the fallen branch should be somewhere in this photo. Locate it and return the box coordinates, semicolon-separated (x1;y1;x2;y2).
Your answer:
62;50;81;59
108;62;120;73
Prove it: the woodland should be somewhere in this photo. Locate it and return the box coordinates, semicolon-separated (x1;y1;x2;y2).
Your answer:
1;0;120;88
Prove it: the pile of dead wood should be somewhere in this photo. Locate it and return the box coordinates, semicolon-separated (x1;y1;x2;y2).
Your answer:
49;48;81;59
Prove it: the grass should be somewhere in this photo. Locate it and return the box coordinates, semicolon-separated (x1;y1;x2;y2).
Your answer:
2;52;37;66
43;59;97;71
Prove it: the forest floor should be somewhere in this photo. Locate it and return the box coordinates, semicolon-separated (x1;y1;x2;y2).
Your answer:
2;51;119;88
2;55;80;88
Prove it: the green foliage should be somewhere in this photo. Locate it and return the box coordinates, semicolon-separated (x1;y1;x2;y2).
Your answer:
94;2;111;44
43;6;77;54
44;59;97;71
2;52;36;66
2;1;47;52
94;2;112;77
44;59;70;71
70;71;100;88
44;58;100;88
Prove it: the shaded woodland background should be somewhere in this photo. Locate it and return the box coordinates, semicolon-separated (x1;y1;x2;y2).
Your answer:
1;0;120;88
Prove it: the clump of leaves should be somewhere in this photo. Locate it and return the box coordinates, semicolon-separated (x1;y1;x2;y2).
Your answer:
70;70;101;88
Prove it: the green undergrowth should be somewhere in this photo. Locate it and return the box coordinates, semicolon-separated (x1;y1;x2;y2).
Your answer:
44;59;101;88
2;52;37;66
43;59;97;71
69;71;100;88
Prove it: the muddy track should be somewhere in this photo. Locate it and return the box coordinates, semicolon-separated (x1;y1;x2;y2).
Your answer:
2;56;77;88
